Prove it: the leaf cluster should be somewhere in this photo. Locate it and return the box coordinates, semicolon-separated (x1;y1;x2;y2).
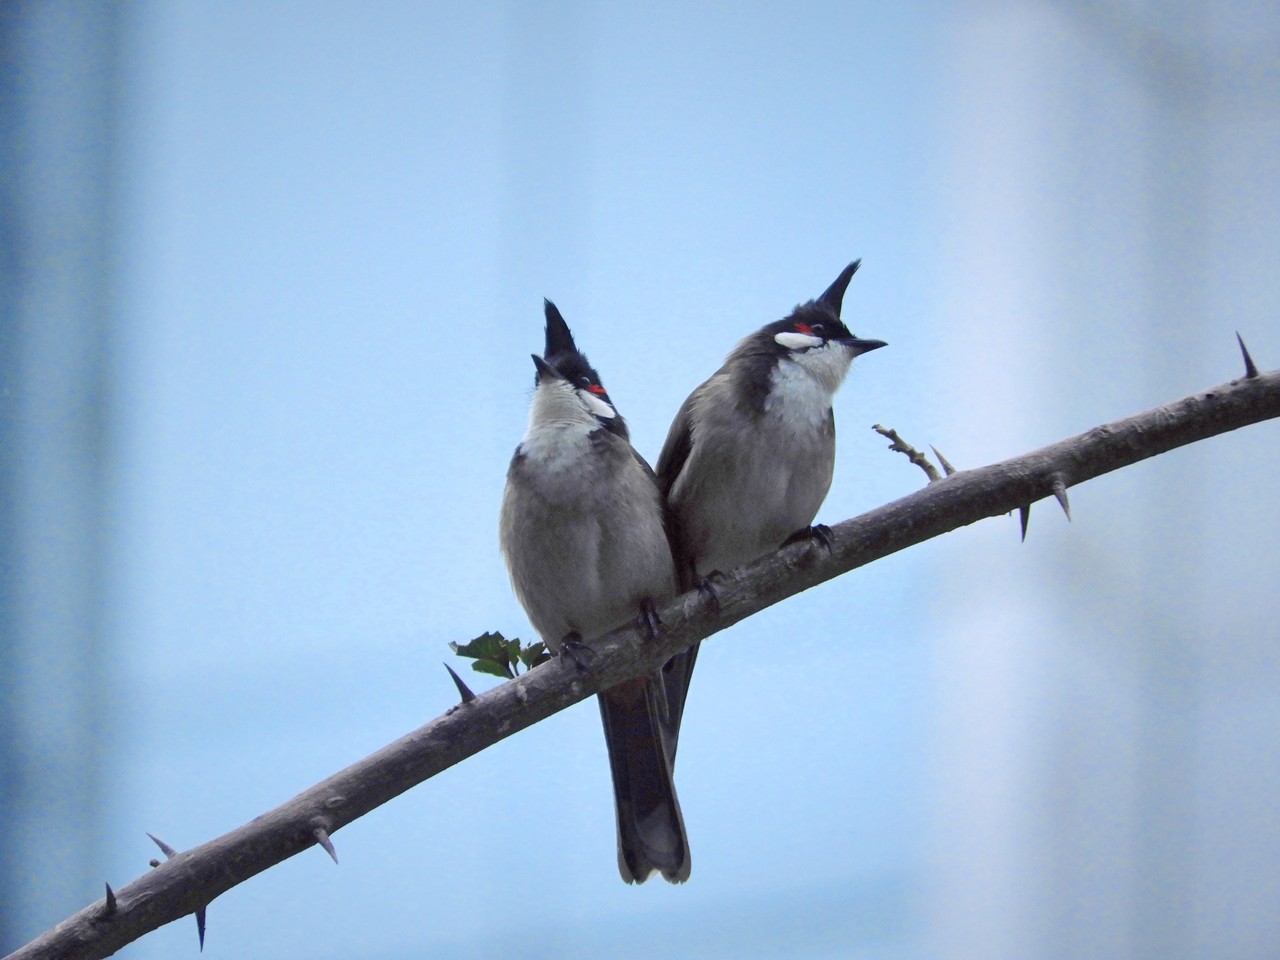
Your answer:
449;631;551;679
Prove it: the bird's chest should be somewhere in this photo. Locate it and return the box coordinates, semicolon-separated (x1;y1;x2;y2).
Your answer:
680;388;835;572
734;405;834;517
763;361;837;433
517;423;595;485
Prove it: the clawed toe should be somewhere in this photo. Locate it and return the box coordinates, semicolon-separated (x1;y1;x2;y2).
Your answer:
636;598;662;640
558;633;594;672
696;572;724;615
781;523;834;554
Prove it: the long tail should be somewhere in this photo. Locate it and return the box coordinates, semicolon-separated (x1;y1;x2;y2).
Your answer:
654;554;702;767
656;643;699;766
598;677;691;883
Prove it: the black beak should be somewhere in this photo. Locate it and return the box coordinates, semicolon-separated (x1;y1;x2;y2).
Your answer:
844;337;888;357
531;354;563;381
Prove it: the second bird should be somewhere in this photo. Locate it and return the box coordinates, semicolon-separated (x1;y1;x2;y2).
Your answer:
654;259;888;752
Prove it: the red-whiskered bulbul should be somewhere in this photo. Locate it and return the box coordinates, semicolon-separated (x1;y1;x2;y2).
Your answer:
654;260;887;754
499;301;690;883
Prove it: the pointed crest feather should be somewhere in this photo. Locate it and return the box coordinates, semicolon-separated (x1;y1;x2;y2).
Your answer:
544;299;578;357
816;259;861;315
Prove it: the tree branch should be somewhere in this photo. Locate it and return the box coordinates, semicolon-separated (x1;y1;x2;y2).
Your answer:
9;365;1279;960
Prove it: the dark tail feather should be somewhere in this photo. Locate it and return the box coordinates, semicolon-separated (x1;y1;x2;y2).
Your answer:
598;678;691;883
657;643;699;766
654;551;702;766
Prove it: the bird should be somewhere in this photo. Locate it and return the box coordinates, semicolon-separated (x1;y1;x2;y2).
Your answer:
499;300;691;884
653;259;887;749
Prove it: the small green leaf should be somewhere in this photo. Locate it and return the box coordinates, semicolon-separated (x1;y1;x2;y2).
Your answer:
451;630;553;679
452;631;508;661
470;658;514;680
519;641;551;670
452;632;519;680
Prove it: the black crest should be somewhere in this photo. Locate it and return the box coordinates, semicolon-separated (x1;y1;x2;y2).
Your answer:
816;259;861;316
723;260;870;414
544;299;580;363
540;299;629;439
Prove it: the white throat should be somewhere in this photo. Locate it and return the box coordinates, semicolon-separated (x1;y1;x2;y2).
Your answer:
520;379;601;463
764;342;854;430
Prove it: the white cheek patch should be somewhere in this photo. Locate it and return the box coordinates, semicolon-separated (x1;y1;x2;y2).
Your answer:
579;389;617;419
774;331;824;351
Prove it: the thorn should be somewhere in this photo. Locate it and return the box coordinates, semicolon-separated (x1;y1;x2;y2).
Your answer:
148;859;161;868
931;446;957;476
1236;332;1259;378
1019;504;1030;542
313;826;339;864
443;663;476;704
147;833;178;859
102;882;117;918
1051;477;1072;521
148;832;207;946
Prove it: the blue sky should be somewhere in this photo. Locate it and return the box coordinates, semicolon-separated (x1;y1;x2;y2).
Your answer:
103;4;946;957
15;2;1278;958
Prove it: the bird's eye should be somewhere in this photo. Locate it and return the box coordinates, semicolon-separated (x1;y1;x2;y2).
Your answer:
811;323;826;336
578;375;591;387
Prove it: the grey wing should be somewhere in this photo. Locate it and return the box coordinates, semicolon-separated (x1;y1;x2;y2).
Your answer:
655;389;698;500
654;386;702;590
629;445;662;489
652;389;704;766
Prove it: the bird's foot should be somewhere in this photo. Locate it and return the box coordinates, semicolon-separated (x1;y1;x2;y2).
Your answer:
782;523;834;555
636;598;662;641
696;571;725;615
558;632;594;672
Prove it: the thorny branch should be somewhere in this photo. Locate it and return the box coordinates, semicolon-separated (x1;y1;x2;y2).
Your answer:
7;360;1279;960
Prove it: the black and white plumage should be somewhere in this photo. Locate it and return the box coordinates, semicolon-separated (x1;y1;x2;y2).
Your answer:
499;301;690;884
654;260;887;753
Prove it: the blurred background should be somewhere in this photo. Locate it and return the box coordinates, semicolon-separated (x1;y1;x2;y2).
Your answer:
3;2;1278;958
